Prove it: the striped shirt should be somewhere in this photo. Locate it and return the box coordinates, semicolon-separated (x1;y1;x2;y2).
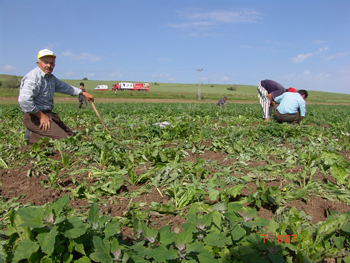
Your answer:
18;67;81;113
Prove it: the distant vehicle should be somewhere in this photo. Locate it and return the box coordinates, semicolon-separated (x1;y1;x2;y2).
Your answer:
112;82;150;91
95;85;108;91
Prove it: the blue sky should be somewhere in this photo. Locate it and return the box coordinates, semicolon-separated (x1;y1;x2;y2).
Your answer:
1;0;349;94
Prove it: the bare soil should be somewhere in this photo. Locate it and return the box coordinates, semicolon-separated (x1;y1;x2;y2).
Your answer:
1;144;350;236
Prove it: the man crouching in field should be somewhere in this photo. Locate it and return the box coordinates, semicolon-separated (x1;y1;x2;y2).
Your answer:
18;49;94;144
273;90;308;124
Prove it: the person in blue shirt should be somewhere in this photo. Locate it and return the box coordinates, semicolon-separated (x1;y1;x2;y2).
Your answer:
273;90;308;124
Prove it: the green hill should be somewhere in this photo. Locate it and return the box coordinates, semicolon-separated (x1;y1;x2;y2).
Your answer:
1;74;349;104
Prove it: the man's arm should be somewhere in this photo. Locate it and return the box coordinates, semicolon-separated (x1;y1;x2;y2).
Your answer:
297;101;306;124
54;78;82;96
267;93;276;109
54;78;94;103
299;102;306;118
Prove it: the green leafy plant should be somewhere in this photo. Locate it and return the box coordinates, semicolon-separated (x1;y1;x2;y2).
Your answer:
319;151;350;186
41;167;61;189
0;157;8;169
165;180;198;209
248;181;282;208
53;140;75;168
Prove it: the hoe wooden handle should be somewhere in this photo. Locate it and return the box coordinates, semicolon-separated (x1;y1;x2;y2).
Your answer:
90;101;111;134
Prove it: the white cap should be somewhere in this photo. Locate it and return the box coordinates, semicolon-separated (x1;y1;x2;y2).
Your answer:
37;49;56;59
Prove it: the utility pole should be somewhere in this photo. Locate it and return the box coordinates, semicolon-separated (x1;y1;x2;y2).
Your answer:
197;69;203;100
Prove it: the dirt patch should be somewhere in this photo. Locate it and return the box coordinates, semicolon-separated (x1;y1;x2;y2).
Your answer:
2;146;349;232
287;196;350;224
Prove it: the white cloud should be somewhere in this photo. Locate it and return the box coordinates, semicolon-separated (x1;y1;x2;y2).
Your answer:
292;46;329;63
152;73;171;78
327;52;350;60
220;76;230;83
282;70;333;91
86;73;96;78
65;71;74;77
61;49;101;62
186;31;222;37
303;70;311;75
314;40;327;44
169;8;261;30
336;67;350;75
167;21;214;30
185;9;261;23
317;46;329;53
2;65;17;71
265;40;279;45
285;71;331;83
292;53;313;63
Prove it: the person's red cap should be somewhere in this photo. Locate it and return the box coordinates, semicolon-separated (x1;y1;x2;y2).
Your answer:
288;87;297;92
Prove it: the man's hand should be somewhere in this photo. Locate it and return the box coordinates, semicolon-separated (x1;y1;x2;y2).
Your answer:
82;92;94;102
33;111;51;132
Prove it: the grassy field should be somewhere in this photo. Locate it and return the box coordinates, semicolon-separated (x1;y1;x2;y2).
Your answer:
1;74;350;104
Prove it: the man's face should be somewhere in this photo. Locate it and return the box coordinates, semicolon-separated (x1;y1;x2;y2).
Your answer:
37;56;55;75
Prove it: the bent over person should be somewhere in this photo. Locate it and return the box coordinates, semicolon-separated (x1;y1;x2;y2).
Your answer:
18;49;94;144
217;96;227;107
273;90;308;124
257;79;287;122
